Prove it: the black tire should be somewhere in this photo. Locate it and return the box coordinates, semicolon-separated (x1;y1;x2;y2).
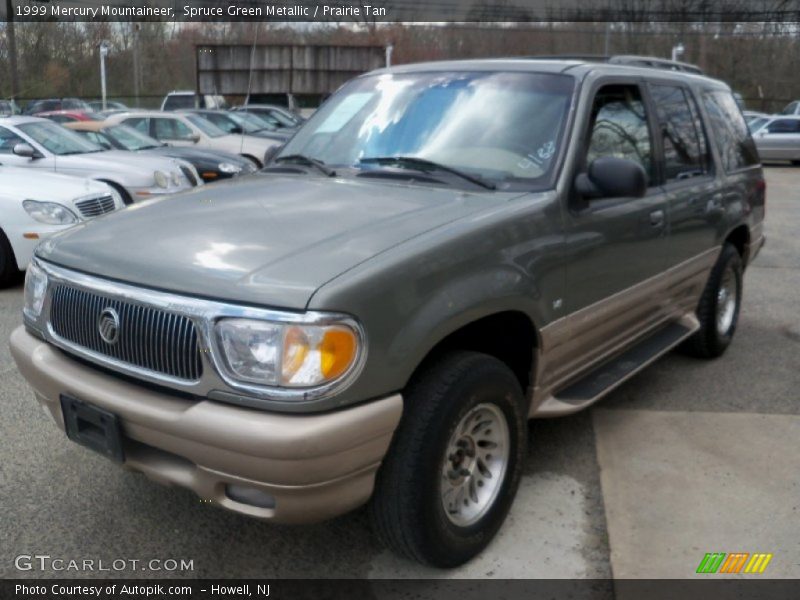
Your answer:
681;243;743;358
0;228;20;288
791;160;800;167
369;351;527;567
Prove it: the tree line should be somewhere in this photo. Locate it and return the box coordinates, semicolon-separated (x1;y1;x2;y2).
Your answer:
1;21;798;112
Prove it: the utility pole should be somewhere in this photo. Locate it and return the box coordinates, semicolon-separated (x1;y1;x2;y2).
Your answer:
99;41;110;110
132;23;140;107
6;0;21;100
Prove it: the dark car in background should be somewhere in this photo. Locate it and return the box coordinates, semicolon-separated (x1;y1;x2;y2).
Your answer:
23;98;92;115
65;120;257;183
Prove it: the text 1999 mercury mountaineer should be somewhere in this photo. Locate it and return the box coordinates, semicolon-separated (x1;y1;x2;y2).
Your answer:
10;58;765;567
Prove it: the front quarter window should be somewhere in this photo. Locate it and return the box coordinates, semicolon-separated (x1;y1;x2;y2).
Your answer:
278;71;576;190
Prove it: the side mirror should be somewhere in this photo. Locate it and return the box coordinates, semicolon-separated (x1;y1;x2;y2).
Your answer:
13;142;38;158
188;134;201;144
575;157;647;199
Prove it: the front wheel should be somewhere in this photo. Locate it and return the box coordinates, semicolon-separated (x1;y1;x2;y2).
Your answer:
369;351;527;567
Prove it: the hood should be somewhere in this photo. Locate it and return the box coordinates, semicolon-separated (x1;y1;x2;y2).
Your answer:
0;165;111;202
36;174;508;309
57;150;187;175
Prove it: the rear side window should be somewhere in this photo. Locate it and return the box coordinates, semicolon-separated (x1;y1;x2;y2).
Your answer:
766;119;800;134
122;117;148;135
702;91;759;172
650;84;711;181
153;118;193;140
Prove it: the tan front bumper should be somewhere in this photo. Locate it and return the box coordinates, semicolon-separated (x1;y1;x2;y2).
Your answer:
10;326;402;523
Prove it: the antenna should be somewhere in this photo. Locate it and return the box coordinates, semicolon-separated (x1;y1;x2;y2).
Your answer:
245;23;260;107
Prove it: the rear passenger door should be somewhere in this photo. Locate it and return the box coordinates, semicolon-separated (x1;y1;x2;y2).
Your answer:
646;82;719;268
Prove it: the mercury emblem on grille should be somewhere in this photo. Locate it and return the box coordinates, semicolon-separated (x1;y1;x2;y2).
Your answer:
97;308;121;345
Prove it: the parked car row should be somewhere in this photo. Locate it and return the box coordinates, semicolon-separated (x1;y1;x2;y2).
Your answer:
64;121;257;183
0;107;270;287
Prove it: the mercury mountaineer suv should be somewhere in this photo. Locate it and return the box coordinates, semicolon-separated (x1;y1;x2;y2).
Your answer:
11;57;765;567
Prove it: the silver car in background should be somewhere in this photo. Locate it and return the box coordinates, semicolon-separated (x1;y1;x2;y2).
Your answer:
750;115;800;165
0;116;201;204
105;111;282;167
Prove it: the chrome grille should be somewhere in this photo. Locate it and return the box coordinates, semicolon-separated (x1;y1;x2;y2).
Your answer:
75;195;116;218
49;285;203;381
180;165;198;187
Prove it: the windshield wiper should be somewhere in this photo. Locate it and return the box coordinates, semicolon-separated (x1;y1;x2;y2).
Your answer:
274;154;336;177
359;156;496;190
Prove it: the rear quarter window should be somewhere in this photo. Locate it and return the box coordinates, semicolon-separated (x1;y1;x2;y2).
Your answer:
701;90;759;172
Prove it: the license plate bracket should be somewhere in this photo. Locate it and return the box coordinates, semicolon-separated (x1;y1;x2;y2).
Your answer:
60;394;125;463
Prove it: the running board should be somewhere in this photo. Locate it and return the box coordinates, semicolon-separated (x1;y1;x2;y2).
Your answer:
535;315;699;417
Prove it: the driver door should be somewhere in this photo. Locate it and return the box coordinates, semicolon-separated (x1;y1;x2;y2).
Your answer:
552;81;671;385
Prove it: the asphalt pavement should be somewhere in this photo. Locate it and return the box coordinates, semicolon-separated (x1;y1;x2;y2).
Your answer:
1;167;797;585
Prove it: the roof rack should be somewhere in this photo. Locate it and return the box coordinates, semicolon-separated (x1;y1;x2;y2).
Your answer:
531;54;704;75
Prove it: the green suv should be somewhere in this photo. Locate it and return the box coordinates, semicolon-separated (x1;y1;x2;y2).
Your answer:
11;57;765;567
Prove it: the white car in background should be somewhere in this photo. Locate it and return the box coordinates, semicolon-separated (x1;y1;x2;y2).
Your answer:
105;111;281;167
0;166;124;286
0;116;201;204
750;115;800;165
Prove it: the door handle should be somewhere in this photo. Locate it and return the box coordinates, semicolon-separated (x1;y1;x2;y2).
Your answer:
649;209;665;228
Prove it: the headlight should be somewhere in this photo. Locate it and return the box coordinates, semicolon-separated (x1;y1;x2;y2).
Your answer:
215;318;362;389
153;170;169;188
22;200;79;225
218;162;241;174
23;260;48;320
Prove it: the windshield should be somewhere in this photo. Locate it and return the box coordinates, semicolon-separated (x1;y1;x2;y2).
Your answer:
18;121;104;155
278;71;575;190
106;124;162;150
186;114;226;138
